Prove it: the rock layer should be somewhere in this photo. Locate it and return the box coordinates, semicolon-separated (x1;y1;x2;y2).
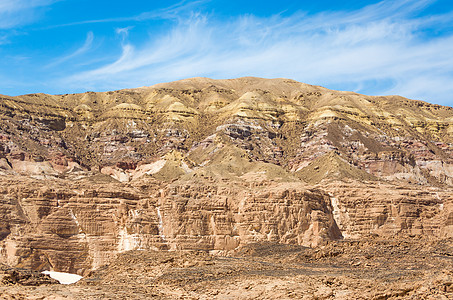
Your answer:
0;77;452;274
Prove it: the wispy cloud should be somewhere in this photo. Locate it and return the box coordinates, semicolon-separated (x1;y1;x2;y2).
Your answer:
60;0;453;105
46;31;94;67
0;0;60;29
45;0;210;28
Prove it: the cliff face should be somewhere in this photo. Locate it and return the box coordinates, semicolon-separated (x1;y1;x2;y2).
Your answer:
0;177;343;275
0;77;452;274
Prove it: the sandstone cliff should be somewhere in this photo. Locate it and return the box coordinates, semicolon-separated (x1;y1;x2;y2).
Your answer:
0;77;452;274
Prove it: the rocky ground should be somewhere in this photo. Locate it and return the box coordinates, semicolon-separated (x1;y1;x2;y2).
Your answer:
1;238;452;299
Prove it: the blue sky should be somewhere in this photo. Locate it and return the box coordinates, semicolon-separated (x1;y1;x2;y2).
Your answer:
1;0;453;106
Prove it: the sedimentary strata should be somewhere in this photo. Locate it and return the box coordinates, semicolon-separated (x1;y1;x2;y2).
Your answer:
0;77;452;279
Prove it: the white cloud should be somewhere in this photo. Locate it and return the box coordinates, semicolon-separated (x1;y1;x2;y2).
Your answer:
0;0;59;12
61;0;453;106
0;0;60;29
46;31;94;67
48;0;211;28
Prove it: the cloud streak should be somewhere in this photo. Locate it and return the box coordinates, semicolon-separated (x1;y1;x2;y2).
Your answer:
39;1;453;106
47;31;94;67
44;0;211;29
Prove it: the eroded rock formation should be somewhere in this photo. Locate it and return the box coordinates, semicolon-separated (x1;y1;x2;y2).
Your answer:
0;77;452;275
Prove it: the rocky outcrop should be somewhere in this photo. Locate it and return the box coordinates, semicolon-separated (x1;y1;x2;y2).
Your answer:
0;263;58;286
0;174;451;274
325;182;453;239
0;177;344;274
0;77;453;275
158;182;341;250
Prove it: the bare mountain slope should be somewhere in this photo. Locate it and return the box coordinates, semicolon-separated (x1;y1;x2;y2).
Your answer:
0;77;452;278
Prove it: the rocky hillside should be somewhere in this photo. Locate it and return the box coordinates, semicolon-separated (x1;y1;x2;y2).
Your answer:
0;77;452;275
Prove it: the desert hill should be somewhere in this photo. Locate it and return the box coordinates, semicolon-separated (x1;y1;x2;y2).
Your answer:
0;77;452;296
1;77;452;185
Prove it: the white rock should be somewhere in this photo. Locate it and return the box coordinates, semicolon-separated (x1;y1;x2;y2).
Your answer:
42;271;83;284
